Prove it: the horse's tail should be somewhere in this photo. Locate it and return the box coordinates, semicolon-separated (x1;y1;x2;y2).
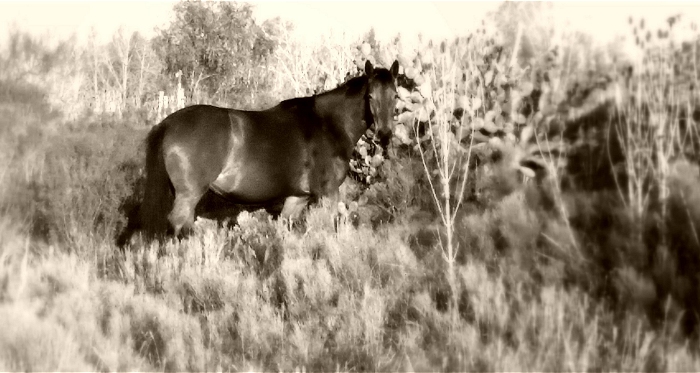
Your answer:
138;122;173;239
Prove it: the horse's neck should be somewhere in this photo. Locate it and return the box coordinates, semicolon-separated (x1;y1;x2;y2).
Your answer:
314;79;369;145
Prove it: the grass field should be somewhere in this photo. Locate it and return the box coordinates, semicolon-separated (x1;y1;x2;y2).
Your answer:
2;5;700;371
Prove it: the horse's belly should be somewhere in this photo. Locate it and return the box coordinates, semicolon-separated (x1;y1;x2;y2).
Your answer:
209;158;302;203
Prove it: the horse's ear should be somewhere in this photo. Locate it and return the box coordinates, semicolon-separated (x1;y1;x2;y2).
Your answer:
365;60;374;76
390;60;399;79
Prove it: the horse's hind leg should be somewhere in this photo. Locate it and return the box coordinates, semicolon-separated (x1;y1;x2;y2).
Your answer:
164;141;219;239
166;161;208;239
169;189;206;239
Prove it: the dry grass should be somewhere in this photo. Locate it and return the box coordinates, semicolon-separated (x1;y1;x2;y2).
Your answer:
3;15;700;372
2;182;699;371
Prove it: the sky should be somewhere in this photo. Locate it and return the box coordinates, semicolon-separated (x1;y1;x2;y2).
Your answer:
1;1;699;53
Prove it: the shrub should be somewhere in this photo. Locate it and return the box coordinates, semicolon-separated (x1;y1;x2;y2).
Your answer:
0;304;92;371
224;210;283;277
4;6;700;371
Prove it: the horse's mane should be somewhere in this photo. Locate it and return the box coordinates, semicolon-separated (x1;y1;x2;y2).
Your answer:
340;75;369;97
332;67;394;96
277;66;393;109
277;96;313;110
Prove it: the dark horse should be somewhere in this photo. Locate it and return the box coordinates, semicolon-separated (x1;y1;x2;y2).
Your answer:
117;60;399;247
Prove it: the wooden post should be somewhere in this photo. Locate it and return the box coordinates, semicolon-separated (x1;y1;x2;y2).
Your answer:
176;70;185;110
157;90;165;123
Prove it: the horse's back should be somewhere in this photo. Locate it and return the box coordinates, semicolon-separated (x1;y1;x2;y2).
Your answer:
161;104;232;143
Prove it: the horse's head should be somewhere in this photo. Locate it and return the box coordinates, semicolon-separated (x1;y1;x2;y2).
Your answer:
365;60;399;149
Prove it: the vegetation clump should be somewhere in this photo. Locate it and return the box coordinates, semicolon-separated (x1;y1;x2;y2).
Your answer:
1;2;700;371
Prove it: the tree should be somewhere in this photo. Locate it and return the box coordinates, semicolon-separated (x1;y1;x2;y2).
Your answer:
84;28;161;118
491;2;556;66
2;26;75;81
152;1;280;105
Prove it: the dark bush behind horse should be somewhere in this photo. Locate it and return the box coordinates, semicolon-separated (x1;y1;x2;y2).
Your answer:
117;60;399;247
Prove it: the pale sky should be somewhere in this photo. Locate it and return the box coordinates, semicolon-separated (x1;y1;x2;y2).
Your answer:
1;1;699;54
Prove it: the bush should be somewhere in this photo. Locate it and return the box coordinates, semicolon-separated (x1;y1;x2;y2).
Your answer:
4;5;700;371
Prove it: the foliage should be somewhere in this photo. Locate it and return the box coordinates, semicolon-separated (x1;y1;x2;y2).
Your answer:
0;28;86;121
268;24;356;101
2;27;76;79
152;2;280;105
84;28;163;121
4;2;700;371
491;2;557;65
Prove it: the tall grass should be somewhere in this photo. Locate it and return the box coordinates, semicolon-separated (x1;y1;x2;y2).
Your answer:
3;11;700;372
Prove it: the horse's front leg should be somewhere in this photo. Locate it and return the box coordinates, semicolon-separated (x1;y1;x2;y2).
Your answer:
327;188;349;233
